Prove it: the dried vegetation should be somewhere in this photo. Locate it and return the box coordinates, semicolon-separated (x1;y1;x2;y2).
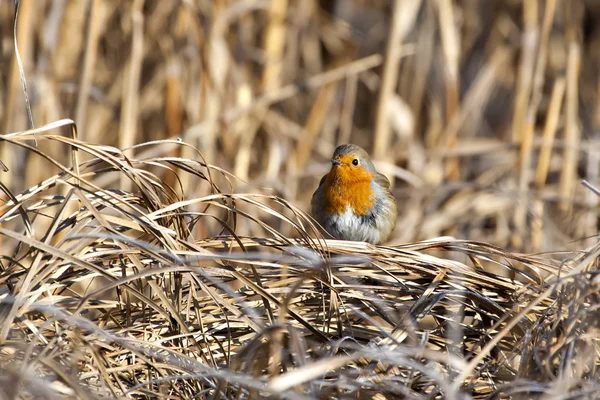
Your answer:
1;1;600;399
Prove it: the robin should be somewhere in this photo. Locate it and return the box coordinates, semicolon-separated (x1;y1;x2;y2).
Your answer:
311;144;398;244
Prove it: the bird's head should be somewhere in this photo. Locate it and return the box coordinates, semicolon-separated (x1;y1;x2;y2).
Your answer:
329;144;376;183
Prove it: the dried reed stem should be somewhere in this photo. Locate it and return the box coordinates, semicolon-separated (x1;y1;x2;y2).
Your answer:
74;0;104;142
559;30;581;212
437;0;461;180
1;0;35;190
119;0;145;166
373;0;421;160
535;78;566;189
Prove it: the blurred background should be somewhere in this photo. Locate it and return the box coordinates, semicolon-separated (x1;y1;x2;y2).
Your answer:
1;0;600;253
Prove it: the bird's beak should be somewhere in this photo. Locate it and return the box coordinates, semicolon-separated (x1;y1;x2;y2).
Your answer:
331;158;342;166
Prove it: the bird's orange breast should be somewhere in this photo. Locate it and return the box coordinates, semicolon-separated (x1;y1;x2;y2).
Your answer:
323;167;375;216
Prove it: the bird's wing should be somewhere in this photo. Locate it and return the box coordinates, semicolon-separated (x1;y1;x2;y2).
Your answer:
316;174;327;190
374;172;392;189
310;174;327;213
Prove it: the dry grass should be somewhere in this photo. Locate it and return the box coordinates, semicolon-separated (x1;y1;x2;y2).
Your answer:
2;1;600;399
1;130;599;399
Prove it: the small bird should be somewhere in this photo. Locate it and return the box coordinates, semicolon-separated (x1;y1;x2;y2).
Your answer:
311;144;398;244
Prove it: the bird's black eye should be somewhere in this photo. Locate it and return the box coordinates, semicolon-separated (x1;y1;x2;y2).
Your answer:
352;159;359;166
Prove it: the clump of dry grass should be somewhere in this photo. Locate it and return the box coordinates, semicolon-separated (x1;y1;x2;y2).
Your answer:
1;127;599;399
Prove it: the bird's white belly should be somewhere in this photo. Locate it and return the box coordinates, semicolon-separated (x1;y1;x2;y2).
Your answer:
324;206;382;244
